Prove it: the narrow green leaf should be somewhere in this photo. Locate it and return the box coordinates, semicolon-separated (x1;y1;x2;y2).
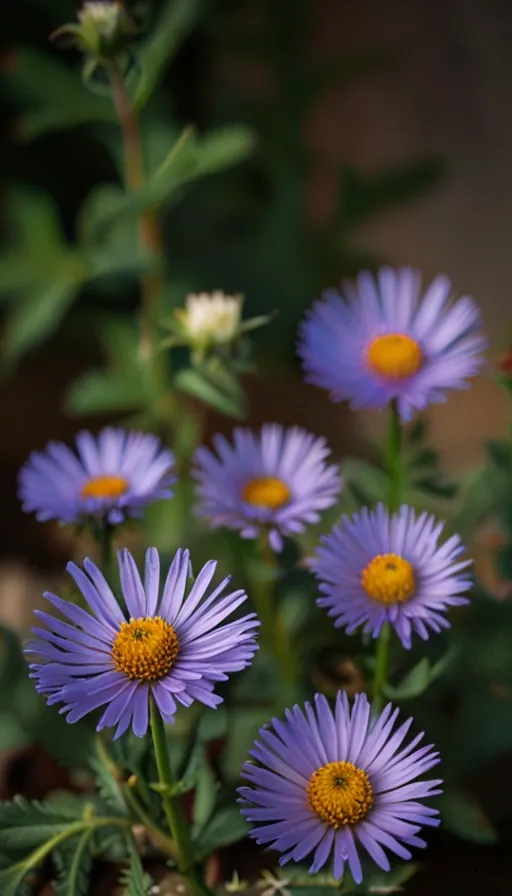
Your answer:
192;751;218;835
4;279;79;365
194;806;248;858
135;0;201;110
384;649;455;701
383;658;431;700
174;368;245;418
5;49;114;139
66;371;148;415
0;796;81;855
53;829;94;896
118;834;154;895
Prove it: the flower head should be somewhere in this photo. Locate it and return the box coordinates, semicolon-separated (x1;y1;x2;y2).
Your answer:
239;692;441;883
298;267;486;420
193;424;341;551
52;2;134;58
18;427;176;526
312;504;472;648
27;548;259;739
178;291;242;346
162;290;272;361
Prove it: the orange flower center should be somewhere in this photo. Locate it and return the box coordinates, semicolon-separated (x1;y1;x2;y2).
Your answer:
81;475;128;500
112;617;180;682
362;552;416;605
307;760;373;828
242;476;291;511
366;333;423;380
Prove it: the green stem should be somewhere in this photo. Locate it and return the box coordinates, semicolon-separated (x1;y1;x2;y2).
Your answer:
150;700;213;896
252;535;298;689
372;622;391;711
95;734;176;858
373;401;405;708
107;62;166;380
0;816;131;892
98;519;113;576
122;783;177;858
385;399;404;512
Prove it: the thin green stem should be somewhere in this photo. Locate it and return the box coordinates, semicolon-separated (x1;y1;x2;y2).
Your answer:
373;402;406;708
122;783;177;858
98;519;113;577
0;816;131;892
252;535;298;689
150;699;215;896
107;62;166;375
385;399;404;512
150;699;191;870
95;734;176;858
372;622;391;711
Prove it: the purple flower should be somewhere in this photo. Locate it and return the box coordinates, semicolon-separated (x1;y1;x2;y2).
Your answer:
298;267;486;420
239;692;441;883
193;424;341;551
27;548;259;739
312;504;472;649
18;427;176;526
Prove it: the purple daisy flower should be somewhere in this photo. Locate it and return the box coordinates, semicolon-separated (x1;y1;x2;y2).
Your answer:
193;424;341;551
298;266;486;420
18;427;176;526
312;504;472;649
27;548;259;739
239;692;441;883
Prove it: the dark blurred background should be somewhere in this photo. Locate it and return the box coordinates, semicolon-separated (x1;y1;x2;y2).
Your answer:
1;4;512;890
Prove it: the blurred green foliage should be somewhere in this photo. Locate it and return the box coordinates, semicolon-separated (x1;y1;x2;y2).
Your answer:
0;0;441;390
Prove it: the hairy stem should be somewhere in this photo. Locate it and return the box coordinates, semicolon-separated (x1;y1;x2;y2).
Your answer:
108;64;165;369
150;700;214;896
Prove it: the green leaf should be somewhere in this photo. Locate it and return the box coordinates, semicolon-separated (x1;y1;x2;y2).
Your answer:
410;448;438;470
0;860;34;896
194;805;248;859
192;751;218;835
0;796;81;856
117;835;154;895
4;279;79;365
341;458;389;507
174;367;245;418
122;126;255;217
365;862;418;893
90;740;127;816
5;49;114;139
66;371;148;415
384;650;455;700
338;160;442;232
53;830;94;896
412;476;457;500
407;418;427;446
440;789;498;843
384;658;431;700
135;0;201;110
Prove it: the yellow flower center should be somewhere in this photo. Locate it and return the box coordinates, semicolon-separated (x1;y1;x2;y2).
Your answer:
81;475;128;501
366;333;423;380
307;760;373;828
111;617;180;682
362;553;416;605
242;476;291;511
